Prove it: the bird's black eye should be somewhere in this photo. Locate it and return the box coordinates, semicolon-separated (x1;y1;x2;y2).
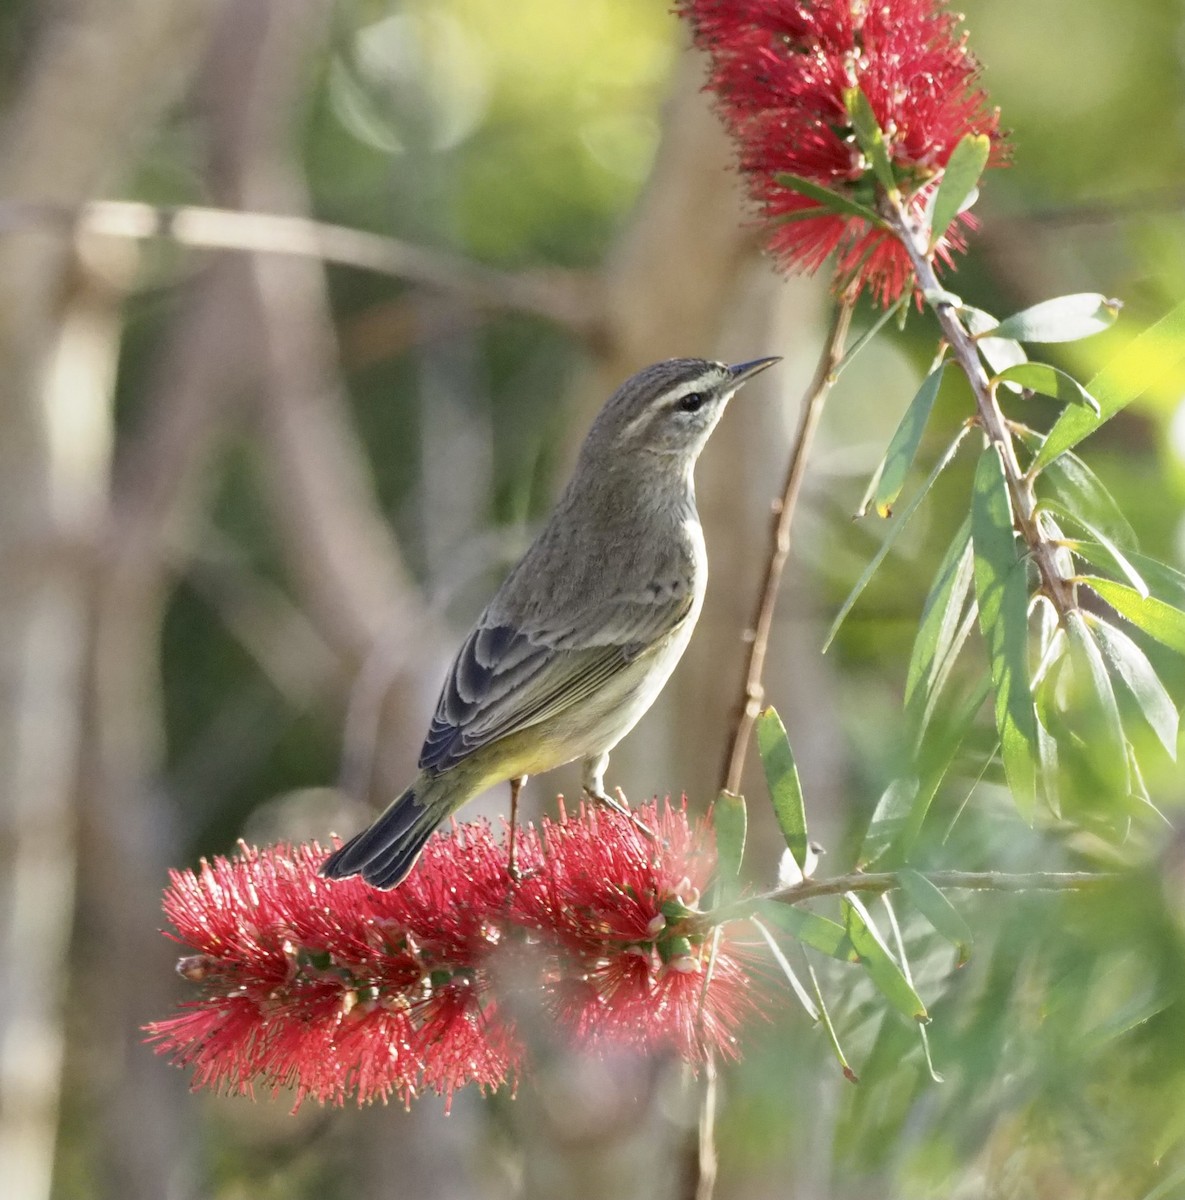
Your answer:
675;391;707;414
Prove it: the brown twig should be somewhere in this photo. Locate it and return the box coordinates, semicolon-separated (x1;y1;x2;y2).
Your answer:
697;868;1112;932
720;296;856;795
886;201;1076;620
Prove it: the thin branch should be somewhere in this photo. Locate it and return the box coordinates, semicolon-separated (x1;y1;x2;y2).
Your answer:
698;868;1113;930
887;201;1076;620
720;295;856;794
0;199;600;339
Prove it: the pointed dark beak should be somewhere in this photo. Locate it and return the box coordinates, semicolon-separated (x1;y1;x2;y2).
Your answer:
728;356;782;386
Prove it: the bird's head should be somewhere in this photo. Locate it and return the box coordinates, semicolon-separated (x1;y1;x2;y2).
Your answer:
585;356;781;469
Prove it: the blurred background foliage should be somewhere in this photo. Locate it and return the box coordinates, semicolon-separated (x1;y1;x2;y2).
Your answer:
3;1;1185;1198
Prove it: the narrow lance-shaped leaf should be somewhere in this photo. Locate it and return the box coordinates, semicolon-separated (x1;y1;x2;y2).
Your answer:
860;777;918;868
757;902;854;962
752;917;819;1021
843;86;898;197
881;897;944;1083
905;517;973;710
1042;451;1137;547
711;791;747;897
756;708;809;869
1086;613;1179;759
898;868;973;967
870;364;946;517
994;362;1100;414
843;893;929;1022
825;425;972;651
992;293;1121;343
1080;577;1185;657
1045;501;1148;599
1066;611;1130;799
806;959;858;1083
1072;543;1185;605
971;445;1039;820
1034;296;1185;471
930;133;991;247
774;173;883;225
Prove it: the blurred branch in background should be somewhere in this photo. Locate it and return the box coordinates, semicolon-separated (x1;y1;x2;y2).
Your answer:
0;3;229;1200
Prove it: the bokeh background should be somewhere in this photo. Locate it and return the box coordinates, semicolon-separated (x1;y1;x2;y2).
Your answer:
3;1;1185;1198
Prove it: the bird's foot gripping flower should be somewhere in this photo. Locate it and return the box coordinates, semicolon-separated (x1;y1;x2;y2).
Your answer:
145;801;758;1110
679;0;1006;305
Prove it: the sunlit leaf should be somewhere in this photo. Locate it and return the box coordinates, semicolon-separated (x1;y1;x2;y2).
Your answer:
992;292;1120;343
825;426;972;651
870;365;946;517
905;518;973;710
758;902;854;962
1034;297;1185;470
898;869;973;966
774;172;883;224
1045;502;1148;598
929;133;991;247
1086;614;1179;759
1080;577;1185;656
757;708;809;869
963;306;1027;385
843;894;929;1022
1066;611;1130;798
1072;543;1185;604
994;362;1100;414
971;446;1039;819
1042;451;1136;547
861;777;917;868
843;86;898;197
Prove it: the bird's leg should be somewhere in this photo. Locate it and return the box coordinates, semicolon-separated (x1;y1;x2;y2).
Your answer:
507;775;526;881
581;754;656;840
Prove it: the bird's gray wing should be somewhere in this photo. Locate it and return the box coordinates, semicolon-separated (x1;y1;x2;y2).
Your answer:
418;589;693;775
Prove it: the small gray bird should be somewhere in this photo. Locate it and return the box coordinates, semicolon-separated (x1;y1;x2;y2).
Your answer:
321;355;780;888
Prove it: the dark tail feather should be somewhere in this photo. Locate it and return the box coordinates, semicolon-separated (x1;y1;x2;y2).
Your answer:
320;782;439;889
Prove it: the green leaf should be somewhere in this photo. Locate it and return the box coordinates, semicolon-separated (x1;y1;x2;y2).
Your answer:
758;902;854;962
962;306;1027;384
861;777;918;867
774;172;883;225
870;365;946;517
1034;297;1185;471
711;790;747;893
898;869;973;966
929;133;991;247
992;293;1121;343
843;894;929;1022
1085;614;1179;759
756;708;810;869
842;86;898;197
1066;611;1130;797
1071;543;1185;605
1080;577;1185;656
1046;503;1148;599
825;426;972;651
994;362;1100;414
904;517;973;710
971;446;1039;820
1042;451;1136;547
752;917;819;1021
805;960;858;1083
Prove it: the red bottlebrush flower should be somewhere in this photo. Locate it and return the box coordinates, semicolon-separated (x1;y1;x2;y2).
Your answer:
679;0;1005;304
146;802;757;1109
